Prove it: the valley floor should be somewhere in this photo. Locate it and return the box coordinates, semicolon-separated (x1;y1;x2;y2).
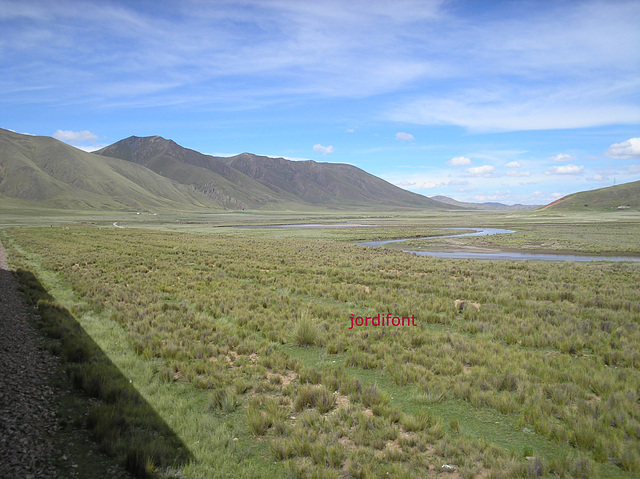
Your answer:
1;210;639;478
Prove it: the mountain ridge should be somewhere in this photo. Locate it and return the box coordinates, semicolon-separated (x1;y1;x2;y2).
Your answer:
1;129;454;212
95;135;449;210
430;195;540;211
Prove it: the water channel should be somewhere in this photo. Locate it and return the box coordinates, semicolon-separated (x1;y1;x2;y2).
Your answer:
356;227;640;262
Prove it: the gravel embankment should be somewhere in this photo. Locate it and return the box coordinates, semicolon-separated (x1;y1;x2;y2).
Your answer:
0;241;59;478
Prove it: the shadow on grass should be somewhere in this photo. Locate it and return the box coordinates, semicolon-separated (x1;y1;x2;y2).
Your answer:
13;268;192;479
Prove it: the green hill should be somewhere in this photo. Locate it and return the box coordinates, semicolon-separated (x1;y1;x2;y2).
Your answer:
541;180;640;212
0;128;220;212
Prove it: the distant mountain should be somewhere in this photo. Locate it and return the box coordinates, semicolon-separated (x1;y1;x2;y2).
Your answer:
96;135;449;210
541;180;640;211
94;136;284;209
0;128;219;211
431;195;540;211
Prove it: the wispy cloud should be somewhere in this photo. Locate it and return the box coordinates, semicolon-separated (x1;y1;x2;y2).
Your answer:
388;81;640;131
0;0;447;109
4;0;637;124
386;1;640;131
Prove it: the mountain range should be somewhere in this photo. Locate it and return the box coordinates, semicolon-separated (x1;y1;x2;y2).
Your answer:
95;135;445;210
0;129;447;212
2;128;639;214
429;195;540;211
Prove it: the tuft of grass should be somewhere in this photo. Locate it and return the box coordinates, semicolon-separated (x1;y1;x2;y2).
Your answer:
293;313;318;347
360;384;387;409
270;438;295;460
246;403;271;436
620;444;640;472
400;412;434;433
449;417;460;433
294;384;336;413
209;389;239;413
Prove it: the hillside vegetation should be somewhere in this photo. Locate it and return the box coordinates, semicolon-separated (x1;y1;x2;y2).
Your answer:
541;180;640;212
0;129;219;212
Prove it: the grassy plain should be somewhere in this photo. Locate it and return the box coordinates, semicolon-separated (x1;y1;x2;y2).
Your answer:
2;210;640;478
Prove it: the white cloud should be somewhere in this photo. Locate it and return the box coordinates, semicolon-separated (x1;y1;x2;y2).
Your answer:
551;154;576;162
395;132;415;142
466;165;494;177
53;130;98;142
313;144;334;155
545;164;584;175
605;138;640;159
506;170;530;177
346;128;355;133
505;161;520;168
447;156;471;166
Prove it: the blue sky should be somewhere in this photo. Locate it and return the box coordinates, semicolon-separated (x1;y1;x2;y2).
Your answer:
2;0;639;205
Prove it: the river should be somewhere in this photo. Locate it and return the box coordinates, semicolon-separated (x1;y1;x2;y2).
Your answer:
356;228;640;262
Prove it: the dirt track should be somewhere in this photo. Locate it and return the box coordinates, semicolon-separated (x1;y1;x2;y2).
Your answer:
0;241;60;478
